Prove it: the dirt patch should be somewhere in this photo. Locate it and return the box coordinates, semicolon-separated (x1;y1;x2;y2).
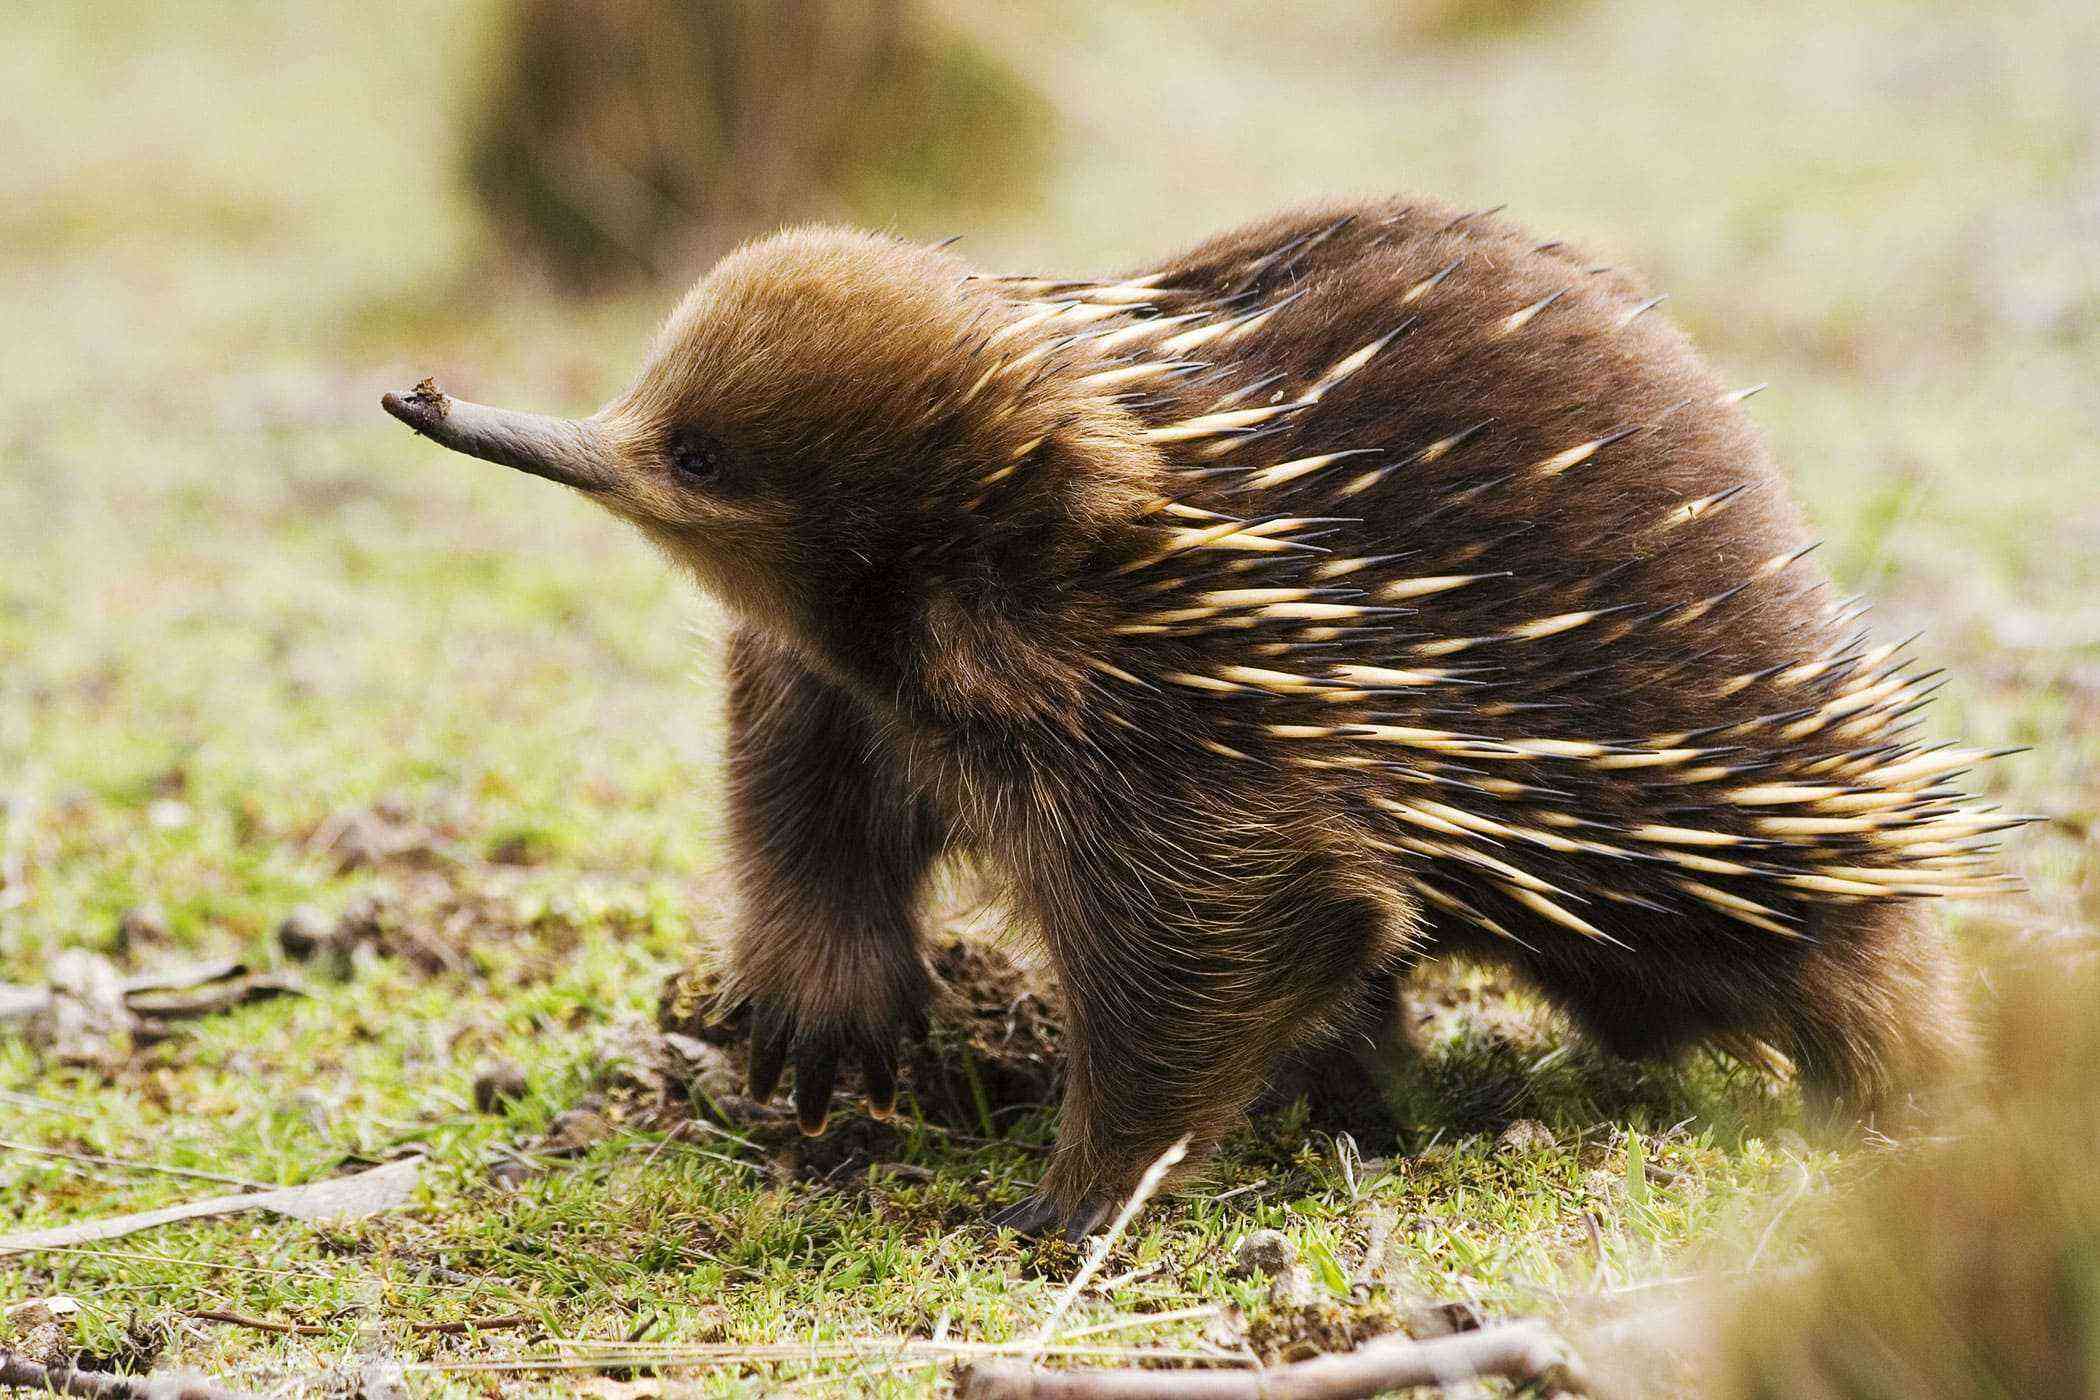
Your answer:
277;871;635;988
1238;1295;1405;1365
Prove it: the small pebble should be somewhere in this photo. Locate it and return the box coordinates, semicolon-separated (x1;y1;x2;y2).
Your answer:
472;1064;530;1113
486;1158;539;1190
544;1104;613;1150
1267;1265;1320;1307
1231;1227;1298;1279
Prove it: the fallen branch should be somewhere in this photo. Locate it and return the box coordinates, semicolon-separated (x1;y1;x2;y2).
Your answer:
955;1320;1586;1398
0;1349;255;1400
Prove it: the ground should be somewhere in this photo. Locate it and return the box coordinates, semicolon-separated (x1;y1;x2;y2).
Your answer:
2;0;2095;1394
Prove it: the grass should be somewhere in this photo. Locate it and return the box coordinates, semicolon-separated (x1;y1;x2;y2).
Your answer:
2;0;2096;1393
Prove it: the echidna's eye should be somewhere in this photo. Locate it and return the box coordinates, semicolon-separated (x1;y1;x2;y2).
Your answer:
667;427;722;484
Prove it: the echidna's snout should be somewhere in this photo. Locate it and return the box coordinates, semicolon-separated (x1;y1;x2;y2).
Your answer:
380;377;622;493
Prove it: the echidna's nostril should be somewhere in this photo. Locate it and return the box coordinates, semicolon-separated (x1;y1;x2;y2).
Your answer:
381;379;451;434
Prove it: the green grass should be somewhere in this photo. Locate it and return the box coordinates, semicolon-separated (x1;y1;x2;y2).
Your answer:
3;0;2097;1392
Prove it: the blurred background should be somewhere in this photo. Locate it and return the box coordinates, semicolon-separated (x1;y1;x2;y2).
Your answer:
1;0;2097;1387
4;0;2093;961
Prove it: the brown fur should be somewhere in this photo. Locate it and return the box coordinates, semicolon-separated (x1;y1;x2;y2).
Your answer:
391;198;2015;1239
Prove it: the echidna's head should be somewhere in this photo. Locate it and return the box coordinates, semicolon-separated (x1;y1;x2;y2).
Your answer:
384;227;1163;692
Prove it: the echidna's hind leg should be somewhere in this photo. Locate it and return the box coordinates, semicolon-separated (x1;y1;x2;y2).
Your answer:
995;849;1402;1241
1776;900;1974;1129
1258;973;1408;1146
722;630;949;1134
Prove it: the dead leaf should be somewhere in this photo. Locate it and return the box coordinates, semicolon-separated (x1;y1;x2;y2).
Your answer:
1;953;306;1065
120;957;247;995
0;1157;423;1256
128;974;304;1022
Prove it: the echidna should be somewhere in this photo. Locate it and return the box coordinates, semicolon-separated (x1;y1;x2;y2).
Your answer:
383;197;2022;1240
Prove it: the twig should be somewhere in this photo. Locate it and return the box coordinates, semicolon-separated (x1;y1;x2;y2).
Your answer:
413;1314;536;1336
635;1120;689;1172
0;1156;420;1256
1029;1137;1189;1356
955;1320;1587;1398
1207;1179;1267;1205
184;1309;328;1336
22;1244;350;1280
0;1348;256;1399
185;1309;535;1338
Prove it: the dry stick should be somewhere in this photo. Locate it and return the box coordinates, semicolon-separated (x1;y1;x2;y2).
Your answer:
1089;1259;1167;1295
0;1348;256;1400
184;1309;535;1338
1027;1136;1190;1359
184;1310;327;1337
956;1320;1588;1399
415;1315;536;1336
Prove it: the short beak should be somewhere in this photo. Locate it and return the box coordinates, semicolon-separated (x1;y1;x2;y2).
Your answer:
380;378;619;492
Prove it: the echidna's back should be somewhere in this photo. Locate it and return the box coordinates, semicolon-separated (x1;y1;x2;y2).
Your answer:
1148;198;1833;759
1011;195;2014;965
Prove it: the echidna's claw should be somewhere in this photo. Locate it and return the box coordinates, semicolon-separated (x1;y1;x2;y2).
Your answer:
742;997;926;1134
989;1191;1112;1244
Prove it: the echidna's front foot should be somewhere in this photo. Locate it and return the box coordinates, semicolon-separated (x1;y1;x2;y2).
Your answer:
989;1190;1112;1244
744;993;929;1135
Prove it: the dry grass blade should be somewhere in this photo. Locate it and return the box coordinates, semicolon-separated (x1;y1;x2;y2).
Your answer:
1027;1136;1190;1357
0;1139;273;1191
